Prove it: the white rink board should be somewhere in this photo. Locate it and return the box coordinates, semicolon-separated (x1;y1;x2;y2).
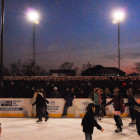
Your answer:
0;98;129;117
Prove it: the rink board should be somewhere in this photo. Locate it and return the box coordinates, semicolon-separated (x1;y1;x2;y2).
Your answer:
0;98;129;117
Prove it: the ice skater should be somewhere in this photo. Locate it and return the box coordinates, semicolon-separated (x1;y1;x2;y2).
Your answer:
40;88;49;117
0;123;2;136
105;88;125;133
125;88;136;125
81;103;104;140
32;90;39;117
94;88;102;120
134;94;140;135
100;89;107;117
32;91;49;123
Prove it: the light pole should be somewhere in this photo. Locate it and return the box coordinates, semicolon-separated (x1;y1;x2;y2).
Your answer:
33;22;35;63
0;0;4;97
118;21;120;70
27;9;39;64
113;10;125;70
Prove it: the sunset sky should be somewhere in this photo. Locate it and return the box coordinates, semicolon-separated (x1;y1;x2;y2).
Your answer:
1;0;140;74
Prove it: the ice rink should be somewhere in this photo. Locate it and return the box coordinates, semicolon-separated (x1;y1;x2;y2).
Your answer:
0;118;139;140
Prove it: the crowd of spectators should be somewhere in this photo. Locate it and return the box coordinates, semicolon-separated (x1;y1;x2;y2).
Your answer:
1;76;140;98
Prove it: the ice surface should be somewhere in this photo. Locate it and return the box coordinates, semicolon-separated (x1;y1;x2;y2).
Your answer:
0;118;139;140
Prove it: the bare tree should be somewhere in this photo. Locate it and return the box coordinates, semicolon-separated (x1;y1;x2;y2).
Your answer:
74;67;79;75
10;59;21;76
134;62;140;72
21;59;47;76
81;62;95;73
0;65;10;76
59;62;74;70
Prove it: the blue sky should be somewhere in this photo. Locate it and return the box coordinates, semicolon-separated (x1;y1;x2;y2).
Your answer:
1;0;140;73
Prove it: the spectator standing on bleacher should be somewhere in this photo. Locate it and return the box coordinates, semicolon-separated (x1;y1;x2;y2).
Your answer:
77;89;87;98
52;87;61;98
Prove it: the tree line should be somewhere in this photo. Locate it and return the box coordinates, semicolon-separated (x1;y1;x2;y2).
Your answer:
1;60;140;76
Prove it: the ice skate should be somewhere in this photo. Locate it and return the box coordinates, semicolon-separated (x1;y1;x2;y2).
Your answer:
45;116;49;121
115;128;122;133
61;114;67;118
36;120;42;123
98;117;101;121
115;123;123;126
129;120;136;126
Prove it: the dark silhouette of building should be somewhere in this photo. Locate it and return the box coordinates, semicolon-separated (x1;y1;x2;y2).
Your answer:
127;73;140;76
50;69;76;76
81;65;125;76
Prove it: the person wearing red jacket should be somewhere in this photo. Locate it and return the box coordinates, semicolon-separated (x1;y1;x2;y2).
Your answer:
106;88;124;133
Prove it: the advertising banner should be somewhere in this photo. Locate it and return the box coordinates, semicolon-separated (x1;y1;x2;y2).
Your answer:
47;99;65;117
0;99;23;111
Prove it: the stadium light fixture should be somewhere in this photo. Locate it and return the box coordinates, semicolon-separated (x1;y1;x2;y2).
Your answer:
27;9;39;23
113;10;125;24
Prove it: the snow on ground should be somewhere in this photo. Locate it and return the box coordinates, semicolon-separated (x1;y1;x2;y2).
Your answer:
0;118;139;140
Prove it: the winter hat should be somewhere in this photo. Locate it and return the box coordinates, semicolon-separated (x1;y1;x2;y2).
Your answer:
54;87;57;90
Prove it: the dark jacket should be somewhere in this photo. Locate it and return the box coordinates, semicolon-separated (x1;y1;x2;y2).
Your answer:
32;93;49;108
78;94;86;98
101;93;107;105
89;92;94;101
76;92;87;98
52;91;61;98
81;110;102;134
125;94;136;107
64;91;75;106
134;103;140;119
105;96;124;113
